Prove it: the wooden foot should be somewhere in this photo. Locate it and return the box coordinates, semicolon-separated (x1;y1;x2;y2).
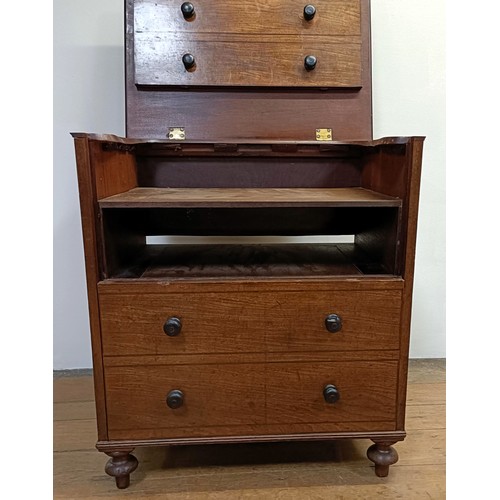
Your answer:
367;441;399;477
104;450;138;489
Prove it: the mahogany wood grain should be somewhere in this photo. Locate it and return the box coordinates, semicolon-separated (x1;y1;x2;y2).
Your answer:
97;277;404;294
99;187;401;208
104;360;397;439
72;133;413;147
136;244;365;279
97;428;405;450
266;361;397;424
88;140;138;200
99;287;402;356
396;138;424;430
72;136;109;440
103;350;400;368
125;0;373;140
106;422;399;441
135;0;361;37
135;37;361;88
105;363;267;433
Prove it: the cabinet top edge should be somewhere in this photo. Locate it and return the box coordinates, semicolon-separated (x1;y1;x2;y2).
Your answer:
70;133;425;147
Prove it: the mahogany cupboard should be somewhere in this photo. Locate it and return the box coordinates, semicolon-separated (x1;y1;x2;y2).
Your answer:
73;0;423;488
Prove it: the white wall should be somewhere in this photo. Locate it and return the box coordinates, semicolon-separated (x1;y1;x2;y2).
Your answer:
372;0;446;358
53;0;446;369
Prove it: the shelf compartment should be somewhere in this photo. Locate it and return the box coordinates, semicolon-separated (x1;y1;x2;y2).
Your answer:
107;243;393;280
99;187;401;208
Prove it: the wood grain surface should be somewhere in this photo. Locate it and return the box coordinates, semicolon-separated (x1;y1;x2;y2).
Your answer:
99;287;402;356
104;360;397;439
99;187;401;208
135;37;361;88
134;0;361;88
125;0;373;140
135;0;361;36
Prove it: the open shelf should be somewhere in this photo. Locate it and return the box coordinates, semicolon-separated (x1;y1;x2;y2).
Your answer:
107;243;393;280
99;187;401;208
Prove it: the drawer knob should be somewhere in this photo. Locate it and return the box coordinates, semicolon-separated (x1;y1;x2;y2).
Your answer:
325;313;342;333
166;389;184;409
163;317;182;336
303;5;316;21
304;55;317;71
182;53;196;70
323;384;340;404
181;2;195;19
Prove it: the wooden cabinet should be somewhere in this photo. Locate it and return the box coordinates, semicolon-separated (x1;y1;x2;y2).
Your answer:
73;0;424;490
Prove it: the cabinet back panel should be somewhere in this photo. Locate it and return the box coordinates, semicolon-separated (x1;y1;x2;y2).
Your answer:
137;157;362;188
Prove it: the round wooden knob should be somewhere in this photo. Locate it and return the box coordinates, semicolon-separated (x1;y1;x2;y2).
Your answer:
181;2;195;19
166;389;184;409
182;53;196;70
325;313;342;333
163;317;182;336
304;5;316;21
323;384;340;404
304;55;317;71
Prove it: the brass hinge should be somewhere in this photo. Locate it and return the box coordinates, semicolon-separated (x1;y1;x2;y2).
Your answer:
316;128;333;141
167;127;186;140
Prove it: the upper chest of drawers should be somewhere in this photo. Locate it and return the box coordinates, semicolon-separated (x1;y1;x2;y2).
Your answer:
126;0;372;142
133;0;362;87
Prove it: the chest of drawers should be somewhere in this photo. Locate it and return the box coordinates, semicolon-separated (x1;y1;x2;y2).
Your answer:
73;0;423;489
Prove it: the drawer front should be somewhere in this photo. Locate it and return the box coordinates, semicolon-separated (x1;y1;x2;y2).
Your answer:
100;289;402;356
134;38;361;87
106;363;266;432
100;292;267;356
105;360;397;439
266;361;398;424
135;0;361;37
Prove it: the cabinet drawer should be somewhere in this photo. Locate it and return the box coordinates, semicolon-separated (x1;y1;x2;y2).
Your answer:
135;0;361;37
266;361;398;424
100;288;402;356
106;363;266;433
134;38;361;87
100;292;267;355
105;360;397;439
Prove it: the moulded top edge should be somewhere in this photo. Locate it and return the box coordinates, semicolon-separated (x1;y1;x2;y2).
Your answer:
70;133;425;147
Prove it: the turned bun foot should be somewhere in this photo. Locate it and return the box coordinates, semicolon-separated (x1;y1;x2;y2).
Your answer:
104;450;138;489
367;441;399;477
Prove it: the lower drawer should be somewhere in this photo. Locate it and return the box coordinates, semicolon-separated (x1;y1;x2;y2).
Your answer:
105;360;398;440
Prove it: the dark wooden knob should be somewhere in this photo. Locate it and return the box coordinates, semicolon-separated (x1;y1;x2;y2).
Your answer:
182;53;196;70
325;313;342;333
181;2;195;19
163;317;182;336
166;389;184;409
304;55;317;71
323;384;340;404
304;5;316;21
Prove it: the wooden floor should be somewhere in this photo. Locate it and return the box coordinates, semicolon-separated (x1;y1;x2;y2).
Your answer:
54;359;445;499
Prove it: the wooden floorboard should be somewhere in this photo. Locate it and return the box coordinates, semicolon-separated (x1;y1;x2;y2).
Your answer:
53;359;445;499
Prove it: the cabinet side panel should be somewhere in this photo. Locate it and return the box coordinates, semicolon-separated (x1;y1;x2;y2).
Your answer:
396;138;424;429
88;141;138;199
73;136;108;440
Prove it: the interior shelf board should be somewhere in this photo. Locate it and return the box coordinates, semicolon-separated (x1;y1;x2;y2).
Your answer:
99;187;401;208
